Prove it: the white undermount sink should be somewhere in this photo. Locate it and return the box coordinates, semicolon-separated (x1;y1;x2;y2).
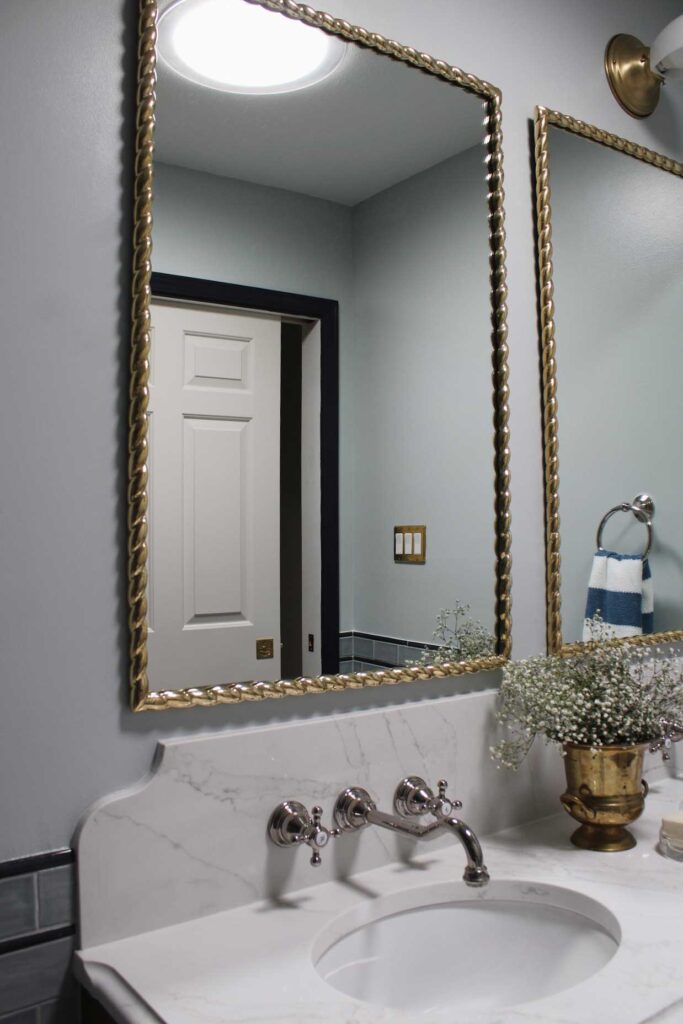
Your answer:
314;880;620;1015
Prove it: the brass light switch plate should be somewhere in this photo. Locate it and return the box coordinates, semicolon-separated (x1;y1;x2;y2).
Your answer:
394;525;426;564
256;638;275;660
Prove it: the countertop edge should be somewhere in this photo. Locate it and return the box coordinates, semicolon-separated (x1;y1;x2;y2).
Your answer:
75;957;164;1024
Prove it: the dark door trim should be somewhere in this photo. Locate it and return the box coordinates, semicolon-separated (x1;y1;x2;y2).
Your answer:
150;271;340;675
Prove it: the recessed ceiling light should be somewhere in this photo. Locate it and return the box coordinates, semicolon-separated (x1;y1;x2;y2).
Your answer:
158;0;346;94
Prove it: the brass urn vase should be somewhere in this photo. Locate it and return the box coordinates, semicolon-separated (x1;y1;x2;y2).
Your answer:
560;743;649;852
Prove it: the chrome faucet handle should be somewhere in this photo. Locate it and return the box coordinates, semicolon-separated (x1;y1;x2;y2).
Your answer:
306;805;340;866
267;800;339;867
435;779;463;818
393;776;462;819
649;720;683;760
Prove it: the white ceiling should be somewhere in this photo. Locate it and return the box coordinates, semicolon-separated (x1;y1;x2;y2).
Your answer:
154;10;487;206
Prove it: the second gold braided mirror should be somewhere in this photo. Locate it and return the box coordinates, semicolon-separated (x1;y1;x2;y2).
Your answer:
535;106;683;656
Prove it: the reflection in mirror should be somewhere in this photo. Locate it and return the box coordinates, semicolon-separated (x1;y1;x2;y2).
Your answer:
128;0;511;709
536;109;683;653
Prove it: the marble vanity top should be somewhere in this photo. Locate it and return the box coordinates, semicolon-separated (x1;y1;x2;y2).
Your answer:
76;776;683;1024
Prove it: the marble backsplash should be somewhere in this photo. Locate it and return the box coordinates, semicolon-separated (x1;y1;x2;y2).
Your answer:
77;691;573;948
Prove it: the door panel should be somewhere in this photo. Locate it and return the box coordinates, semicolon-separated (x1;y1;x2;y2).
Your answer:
183;416;246;620
148;301;281;687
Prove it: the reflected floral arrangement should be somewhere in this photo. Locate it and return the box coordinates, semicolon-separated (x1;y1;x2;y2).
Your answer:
409;602;496;667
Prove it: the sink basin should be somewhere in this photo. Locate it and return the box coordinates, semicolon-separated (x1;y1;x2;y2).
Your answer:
314;880;620;1014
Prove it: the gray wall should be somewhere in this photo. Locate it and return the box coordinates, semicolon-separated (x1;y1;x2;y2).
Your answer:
1;0;682;861
351;146;494;640
548;127;683;640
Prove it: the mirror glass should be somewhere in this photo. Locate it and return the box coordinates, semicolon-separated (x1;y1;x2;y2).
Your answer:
547;124;683;645
146;0;502;693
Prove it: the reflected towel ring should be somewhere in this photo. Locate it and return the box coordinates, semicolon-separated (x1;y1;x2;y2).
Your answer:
596;493;655;560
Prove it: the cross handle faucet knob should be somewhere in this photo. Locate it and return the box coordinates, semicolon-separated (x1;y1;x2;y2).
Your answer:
267;800;339;867
306;805;340;866
434;779;463;818
393;776;463;819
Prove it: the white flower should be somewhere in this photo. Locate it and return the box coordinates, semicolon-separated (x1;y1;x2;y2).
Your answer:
490;613;683;770
407;603;495;668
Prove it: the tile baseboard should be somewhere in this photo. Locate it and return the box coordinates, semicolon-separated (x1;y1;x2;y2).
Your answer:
0;854;77;1024
339;629;437;668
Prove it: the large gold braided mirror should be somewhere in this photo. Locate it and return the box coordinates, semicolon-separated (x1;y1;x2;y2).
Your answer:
128;0;511;711
535;107;683;656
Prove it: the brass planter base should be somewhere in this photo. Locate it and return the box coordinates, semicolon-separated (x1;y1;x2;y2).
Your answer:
570;823;636;853
561;743;648;853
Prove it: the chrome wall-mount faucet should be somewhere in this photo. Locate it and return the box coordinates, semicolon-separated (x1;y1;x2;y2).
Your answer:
267;776;489;886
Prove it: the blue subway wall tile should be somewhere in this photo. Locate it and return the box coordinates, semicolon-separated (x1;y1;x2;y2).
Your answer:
373;642;398;667
338;636;352;659
0;878;36;943
352;637;374;660
0;939;74;1015
37;868;74;931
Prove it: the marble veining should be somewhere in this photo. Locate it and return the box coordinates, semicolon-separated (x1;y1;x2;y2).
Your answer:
76;692;565;947
75;778;683;1024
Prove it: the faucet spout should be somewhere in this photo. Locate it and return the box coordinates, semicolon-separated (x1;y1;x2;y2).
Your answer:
332;781;490;888
362;808;488;887
440;816;489;887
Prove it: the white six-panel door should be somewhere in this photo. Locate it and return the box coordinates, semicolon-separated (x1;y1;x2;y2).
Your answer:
148;300;281;687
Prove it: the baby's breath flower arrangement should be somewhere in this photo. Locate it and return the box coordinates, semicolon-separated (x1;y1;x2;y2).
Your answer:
491;625;683;770
409;603;496;667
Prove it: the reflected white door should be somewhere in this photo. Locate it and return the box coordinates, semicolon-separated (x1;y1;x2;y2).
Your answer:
148;300;281;687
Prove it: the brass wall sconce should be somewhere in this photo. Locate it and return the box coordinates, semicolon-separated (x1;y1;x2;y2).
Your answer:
605;15;683;118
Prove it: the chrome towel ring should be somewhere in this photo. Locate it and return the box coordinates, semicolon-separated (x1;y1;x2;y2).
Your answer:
596;493;655;560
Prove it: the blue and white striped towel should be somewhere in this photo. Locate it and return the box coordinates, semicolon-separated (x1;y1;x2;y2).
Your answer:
583;551;653;641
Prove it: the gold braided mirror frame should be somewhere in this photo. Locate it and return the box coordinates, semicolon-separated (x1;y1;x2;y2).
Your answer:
534;106;683;657
128;0;512;712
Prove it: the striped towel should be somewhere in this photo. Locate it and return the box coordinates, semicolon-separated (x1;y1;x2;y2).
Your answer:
583;551;653;641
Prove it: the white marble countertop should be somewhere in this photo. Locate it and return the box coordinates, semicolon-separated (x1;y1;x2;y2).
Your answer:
75;776;683;1024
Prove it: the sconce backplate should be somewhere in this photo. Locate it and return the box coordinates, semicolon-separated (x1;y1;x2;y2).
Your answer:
605;34;662;118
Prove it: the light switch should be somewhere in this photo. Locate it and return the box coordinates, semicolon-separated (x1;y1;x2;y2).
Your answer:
393;525;426;564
